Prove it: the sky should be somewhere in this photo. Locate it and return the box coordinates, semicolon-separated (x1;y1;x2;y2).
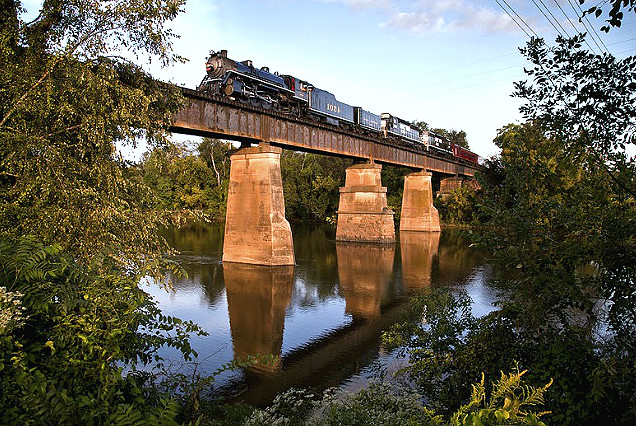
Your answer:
20;0;636;159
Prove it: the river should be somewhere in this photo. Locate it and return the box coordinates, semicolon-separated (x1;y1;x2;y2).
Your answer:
143;222;498;406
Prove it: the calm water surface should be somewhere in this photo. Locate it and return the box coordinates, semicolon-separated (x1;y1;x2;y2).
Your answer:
144;222;497;406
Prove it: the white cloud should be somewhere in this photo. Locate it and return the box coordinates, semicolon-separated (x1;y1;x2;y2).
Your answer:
320;0;520;34
320;0;393;9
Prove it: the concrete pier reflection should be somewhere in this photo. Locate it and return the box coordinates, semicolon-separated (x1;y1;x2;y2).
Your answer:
336;242;396;318
400;231;440;290
223;263;294;371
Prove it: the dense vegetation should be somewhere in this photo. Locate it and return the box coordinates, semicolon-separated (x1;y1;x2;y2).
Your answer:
379;30;636;426
135;141;420;223
0;1;204;424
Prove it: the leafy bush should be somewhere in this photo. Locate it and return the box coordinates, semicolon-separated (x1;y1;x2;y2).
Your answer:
244;374;551;426
383;287;636;425
434;186;481;225
0;236;204;425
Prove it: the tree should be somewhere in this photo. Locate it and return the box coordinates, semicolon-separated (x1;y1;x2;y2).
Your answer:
138;139;232;218
514;34;635;197
463;33;636;417
433;128;470;149
412;120;430;132
0;0;185;270
391;12;636;423
0;236;203;425
0;2;217;424
280;152;351;221
512;33;636;331
580;0;636;32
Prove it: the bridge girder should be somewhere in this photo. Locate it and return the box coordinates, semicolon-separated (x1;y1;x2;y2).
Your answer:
170;88;480;177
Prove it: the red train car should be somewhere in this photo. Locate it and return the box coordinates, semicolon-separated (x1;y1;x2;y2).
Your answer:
451;143;479;164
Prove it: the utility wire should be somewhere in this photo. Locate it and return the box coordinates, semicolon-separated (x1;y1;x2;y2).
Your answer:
552;0;599;52
494;0;538;37
538;0;573;37
530;0;566;37
571;0;610;52
609;37;636;46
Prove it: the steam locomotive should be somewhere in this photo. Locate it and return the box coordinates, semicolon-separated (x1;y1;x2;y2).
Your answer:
198;49;480;165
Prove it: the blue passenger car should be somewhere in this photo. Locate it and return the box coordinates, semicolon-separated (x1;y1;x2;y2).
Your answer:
354;107;382;132
308;87;354;125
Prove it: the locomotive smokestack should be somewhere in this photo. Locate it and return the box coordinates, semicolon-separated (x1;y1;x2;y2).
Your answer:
220;50;228;58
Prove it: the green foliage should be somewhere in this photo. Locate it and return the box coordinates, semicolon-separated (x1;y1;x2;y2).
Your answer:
244;375;551;426
434;186;481;225
382;164;411;221
310;384;441;426
470;120;635;422
0;0;186;268
280;152;352;221
138;139;232;218
245;388;321;426
245;385;440;426
154;355;275;425
515;34;635;198
383;289;520;414
0;236;204;425
480;121;636;330
454;122;633;424
451;369;551;426
381;287;632;425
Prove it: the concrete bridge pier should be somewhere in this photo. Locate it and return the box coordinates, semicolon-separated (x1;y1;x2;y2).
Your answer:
400;171;441;232
438;175;481;199
222;143;295;265
336;163;396;243
438;175;464;198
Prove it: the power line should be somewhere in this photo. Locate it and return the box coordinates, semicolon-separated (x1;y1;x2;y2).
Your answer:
494;0;538;38
418;63;527;88
539;0;573;37
530;0;566;37
570;0;610;52
608;37;636;46
551;0;600;53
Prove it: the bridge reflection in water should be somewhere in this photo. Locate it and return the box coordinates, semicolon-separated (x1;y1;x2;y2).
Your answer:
336;242;396;319
225;232;444;406
152;225;492;407
400;231;440;291
223;263;294;372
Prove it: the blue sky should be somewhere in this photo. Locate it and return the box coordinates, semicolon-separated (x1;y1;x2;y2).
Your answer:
21;0;636;158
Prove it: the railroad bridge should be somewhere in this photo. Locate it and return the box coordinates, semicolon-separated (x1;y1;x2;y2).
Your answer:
170;87;481;265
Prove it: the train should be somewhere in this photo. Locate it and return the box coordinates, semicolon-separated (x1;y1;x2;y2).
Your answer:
197;49;480;165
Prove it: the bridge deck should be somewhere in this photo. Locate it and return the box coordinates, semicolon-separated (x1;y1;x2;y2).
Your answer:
170;88;479;176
